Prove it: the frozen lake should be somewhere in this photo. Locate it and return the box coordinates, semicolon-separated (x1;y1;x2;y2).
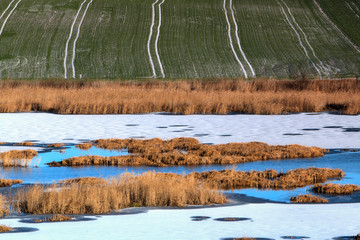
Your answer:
1;112;360;239
0;112;359;148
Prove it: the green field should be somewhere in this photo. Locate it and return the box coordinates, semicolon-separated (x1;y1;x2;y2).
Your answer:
0;0;359;79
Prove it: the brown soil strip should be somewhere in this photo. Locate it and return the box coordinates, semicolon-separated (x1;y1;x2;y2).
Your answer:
1;79;360;115
311;183;359;195
47;138;325;167
290;194;328;203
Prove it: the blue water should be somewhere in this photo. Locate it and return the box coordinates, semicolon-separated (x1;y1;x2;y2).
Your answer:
1;146;359;203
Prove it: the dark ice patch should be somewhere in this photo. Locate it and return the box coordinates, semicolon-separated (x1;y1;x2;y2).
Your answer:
343;128;360;132
190;216;211;221
214;217;251;222
125;124;139;127
0;227;39;234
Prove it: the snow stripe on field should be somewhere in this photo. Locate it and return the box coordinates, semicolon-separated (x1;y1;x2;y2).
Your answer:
154;0;165;78
0;0;16;21
229;0;255;78
64;0;87;79
0;0;21;36
72;0;94;79
346;1;360;18
147;0;159;78
280;0;331;77
277;0;322;79
313;0;360;54
223;0;248;78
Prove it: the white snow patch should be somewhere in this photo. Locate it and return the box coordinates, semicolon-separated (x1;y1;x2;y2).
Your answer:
0;112;359;148
0;203;359;239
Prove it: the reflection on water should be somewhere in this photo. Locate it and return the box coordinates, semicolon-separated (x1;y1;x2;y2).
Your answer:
1;146;359;203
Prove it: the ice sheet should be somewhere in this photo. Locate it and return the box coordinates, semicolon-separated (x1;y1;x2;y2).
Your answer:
0;203;359;240
0;112;359;148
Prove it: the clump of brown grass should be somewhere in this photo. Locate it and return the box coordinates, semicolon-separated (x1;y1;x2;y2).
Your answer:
311;183;360;195
34;214;73;223
61;177;107;185
47;138;324;167
0;195;9;217
0;225;12;233
13;172;225;215
47;143;64;148
75;143;92;150
0;149;38;167
290;194;328;203
14;141;34;146
189;168;344;190
0;79;360;115
0;179;23;188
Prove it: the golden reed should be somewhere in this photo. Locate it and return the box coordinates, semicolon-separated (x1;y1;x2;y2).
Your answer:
13;172;225;215
0;79;359;114
48;138;325;167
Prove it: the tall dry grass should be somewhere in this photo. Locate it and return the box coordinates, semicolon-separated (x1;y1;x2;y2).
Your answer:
311;183;360;195
13;172;225;215
0;150;38;167
189;168;344;190
290;194;328;203
0;179;23;188
48;138;324;167
0;225;12;232
0;195;8;217
0;79;359;114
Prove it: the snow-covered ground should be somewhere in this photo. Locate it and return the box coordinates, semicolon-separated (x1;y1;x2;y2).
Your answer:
1;203;359;240
0;112;359;148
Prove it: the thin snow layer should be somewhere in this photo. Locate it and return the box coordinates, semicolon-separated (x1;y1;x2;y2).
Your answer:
0;112;359;148
1;203;359;240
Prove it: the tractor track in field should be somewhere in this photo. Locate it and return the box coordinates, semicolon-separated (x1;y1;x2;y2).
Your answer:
229;0;256;78
313;0;360;54
223;0;248;78
0;0;22;36
147;0;165;78
64;0;93;79
277;0;322;79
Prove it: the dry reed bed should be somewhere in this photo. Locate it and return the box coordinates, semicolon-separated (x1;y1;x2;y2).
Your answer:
75;143;92;150
14;141;34;146
13;172;225;215
0;150;38;167
311;183;360;195
34;214;72;223
0;79;360;114
48;138;324;167
0;195;8;217
189;168;344;190
0;179;23;188
0;225;12;233
290;194;329;203
47;143;64;148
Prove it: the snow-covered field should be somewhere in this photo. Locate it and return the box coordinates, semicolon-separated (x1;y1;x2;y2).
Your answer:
0;112;359;148
1;203;360;240
1;112;359;239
